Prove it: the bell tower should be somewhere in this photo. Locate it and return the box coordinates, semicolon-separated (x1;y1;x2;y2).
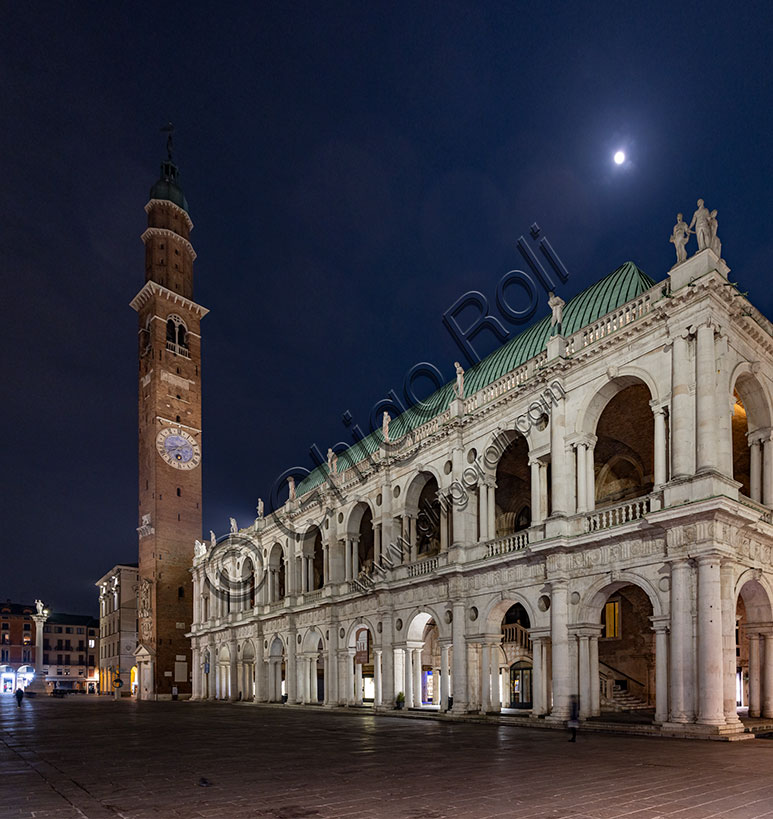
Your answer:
130;132;207;699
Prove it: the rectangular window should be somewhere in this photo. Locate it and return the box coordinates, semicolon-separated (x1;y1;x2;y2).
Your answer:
603;600;620;638
88;639;95;648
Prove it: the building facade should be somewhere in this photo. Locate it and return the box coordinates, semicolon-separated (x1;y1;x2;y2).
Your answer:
190;238;773;738
0;602;36;692
42;613;99;692
131;151;206;699
96;564;139;694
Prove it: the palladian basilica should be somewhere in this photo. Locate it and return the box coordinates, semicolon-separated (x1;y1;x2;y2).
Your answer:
189;206;773;738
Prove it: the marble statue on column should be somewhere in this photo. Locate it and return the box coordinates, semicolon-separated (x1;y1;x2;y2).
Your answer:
287;476;296;501
35;599;45;616
327;447;338;475
382;411;391;443
229;517;238;534
454;362;465;399
669;213;692;264
689;199;712;251
548;292;565;336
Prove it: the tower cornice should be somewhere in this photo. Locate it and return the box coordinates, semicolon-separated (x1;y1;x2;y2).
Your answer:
141;227;198;261
130;280;209;317
145;198;194;230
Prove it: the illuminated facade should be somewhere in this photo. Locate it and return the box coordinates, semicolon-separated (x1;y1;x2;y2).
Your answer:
191;244;773;738
96;564;139;695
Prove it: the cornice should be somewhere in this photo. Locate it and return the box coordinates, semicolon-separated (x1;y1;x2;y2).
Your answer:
141;227;197;261
144;198;194;231
129;280;209;318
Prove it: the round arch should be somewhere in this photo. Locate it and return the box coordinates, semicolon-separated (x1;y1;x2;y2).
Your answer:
405;606;444;642
302;627;326;654
344;499;376;538
576;372;658;436
404;470;441;515
482;593;539;634
729;364;773;432
579;572;664;622
345;616;378;648
735;571;773;623
268;636;285;657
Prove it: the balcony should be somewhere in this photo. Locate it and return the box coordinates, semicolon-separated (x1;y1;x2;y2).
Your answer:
165;340;190;358
501;622;532;652
583;494;659;533
486;531;529;557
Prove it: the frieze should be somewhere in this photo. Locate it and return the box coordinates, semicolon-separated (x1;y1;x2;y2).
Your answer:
463;562;545;591
736;537;773;566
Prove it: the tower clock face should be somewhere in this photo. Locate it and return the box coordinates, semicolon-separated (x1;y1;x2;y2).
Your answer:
156;427;201;470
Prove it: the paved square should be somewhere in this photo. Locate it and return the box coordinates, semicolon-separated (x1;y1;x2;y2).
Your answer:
2;697;773;819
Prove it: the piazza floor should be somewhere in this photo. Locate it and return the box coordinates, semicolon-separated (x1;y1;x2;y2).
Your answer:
2;697;773;819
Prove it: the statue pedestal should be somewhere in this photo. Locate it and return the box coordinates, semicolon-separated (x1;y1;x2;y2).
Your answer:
449;398;464;418
546;334;566;360
669;248;729;292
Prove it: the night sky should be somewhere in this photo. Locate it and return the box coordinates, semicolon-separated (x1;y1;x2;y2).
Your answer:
2;2;772;615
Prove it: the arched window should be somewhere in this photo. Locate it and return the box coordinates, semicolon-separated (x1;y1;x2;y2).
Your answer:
165;315;189;357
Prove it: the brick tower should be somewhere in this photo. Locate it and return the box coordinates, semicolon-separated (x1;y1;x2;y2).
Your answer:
130;139;207;699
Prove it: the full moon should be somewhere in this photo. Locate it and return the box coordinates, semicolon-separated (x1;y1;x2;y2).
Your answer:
613;150;626;165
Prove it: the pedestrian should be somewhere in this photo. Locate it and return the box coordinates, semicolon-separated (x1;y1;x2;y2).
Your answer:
567;694;579;742
14;688;24;708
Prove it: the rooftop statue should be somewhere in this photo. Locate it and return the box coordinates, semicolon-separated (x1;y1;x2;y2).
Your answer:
548;292;565;336
229;517;238;534
327;447;338;475
382;411;391;443
256;498;264;519
194;539;207;558
709;209;722;258
210;530;217;548
670;213;692;264
454;362;465;399
287;476;296;501
689;198;712;251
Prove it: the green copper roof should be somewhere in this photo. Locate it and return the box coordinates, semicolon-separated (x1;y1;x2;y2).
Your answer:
296;261;656;497
150;160;189;213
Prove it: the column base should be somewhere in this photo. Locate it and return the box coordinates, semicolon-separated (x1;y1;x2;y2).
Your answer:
660;721;751;740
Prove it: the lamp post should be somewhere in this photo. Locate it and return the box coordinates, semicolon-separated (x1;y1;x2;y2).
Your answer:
26;600;49;695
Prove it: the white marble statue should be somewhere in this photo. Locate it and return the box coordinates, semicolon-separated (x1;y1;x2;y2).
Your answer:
194;539;207;558
548;292;566;335
670;213;692;264
689;199;712;251
382;411;391;443
454;362;465;400
229;517;238;534
327;447;338;474
709;209;722;258
256;498;264;519
35;599;45;616
288;476;296;501
210;530;217;548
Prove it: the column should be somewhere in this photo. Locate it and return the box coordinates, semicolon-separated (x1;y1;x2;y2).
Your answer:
530;458;543;525
549;581;570;718
589;633;600;716
29;612;48;693
374;524;382;566
486;481;496;541
286;634;297;704
478;483;489;541
345;538;352;581
540;462;549;519
578;634;590;718
696;322;718;472
412;648;423;706
763;436;773;507
355;659;363;705
550;390;569;514
351;537;360;577
576;444;588;514
439;503;449;552
652;623;669;724
403;647;413;708
191;645;201;700
440;643;450;711
374;650;382;706
451;602;467;713
325;640;337;707
408;518;417;562
749;634;761;718
721;561;740;724
531;638;543;715
311;657;319;703
229;642;239;702
697;555;724;724
479;643;491;713
307;558;314;593
653;404;667;487
669;559;691;722
763;634;773;718
671;331;693;478
254;656;266;702
381;625;394;707
322;544;329;586
489;643;501;713
586;439;596;511
749;437;762;502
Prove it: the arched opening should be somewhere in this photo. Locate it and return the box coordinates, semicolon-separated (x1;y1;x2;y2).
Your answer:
404;471;441;562
240;557;256;610
732;374;772;504
594;384;654;507
300;526;324;592
501;603;532;709
267;544;286;603
736;578;773;717
494;432;531;536
216;644;231;701
268;637;286;703
301;629;325;704
165;315;189;352
597;584;655;716
403;612;442;708
347;623;375;705
240;640;255;701
346;502;375;580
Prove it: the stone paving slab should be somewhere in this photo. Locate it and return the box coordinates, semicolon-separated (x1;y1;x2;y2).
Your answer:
2;696;773;819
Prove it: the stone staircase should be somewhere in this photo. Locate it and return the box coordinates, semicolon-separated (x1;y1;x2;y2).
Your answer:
604;687;652;712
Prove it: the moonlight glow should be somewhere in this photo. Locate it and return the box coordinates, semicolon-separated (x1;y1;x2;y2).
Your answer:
613;150;626;165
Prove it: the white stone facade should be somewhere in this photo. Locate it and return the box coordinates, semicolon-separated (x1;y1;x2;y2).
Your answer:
189;248;773;737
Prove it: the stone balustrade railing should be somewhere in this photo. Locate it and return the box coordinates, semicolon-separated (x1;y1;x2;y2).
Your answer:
584;496;653;532
407;556;439;577
501;622;532;651
567;291;653;355
485;531;529;557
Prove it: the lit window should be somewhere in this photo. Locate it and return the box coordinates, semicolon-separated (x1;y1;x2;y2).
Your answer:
603;600;620;638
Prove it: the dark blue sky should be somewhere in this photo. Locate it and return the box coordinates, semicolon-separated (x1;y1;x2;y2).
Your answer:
2;1;771;613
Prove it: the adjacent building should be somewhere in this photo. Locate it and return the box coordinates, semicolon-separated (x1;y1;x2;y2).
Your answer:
0;601;36;692
189;230;773;739
42;613;99;692
96;564;139;694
